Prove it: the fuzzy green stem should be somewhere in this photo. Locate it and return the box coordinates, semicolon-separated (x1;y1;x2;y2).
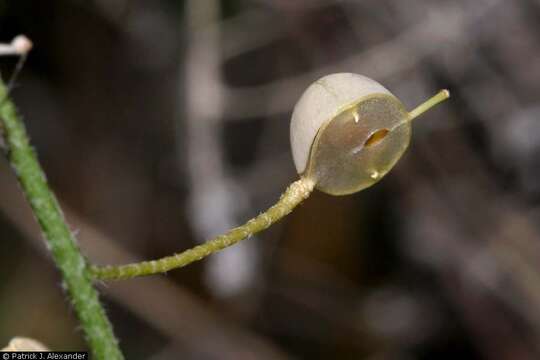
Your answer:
0;79;123;359
91;177;315;280
408;89;450;121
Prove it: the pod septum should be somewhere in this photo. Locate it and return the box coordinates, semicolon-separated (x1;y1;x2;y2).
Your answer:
305;94;411;196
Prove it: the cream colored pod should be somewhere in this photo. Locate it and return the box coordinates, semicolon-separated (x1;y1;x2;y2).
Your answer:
2;337;49;351
290;73;411;196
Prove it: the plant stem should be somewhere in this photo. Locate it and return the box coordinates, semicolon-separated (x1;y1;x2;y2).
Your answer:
408;89;450;121
91;177;315;280
0;79;123;359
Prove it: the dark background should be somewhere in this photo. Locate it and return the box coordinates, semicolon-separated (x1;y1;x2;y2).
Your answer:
1;0;540;359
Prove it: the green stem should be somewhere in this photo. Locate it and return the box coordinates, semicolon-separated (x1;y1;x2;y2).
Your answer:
0;79;123;359
91;177;315;280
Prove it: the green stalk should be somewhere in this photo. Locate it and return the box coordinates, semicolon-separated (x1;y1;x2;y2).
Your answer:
91;177;315;280
0;78;123;359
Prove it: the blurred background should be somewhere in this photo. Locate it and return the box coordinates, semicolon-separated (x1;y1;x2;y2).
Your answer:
0;0;539;358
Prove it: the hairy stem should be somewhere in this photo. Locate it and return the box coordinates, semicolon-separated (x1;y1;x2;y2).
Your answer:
91;177;315;280
0;79;123;359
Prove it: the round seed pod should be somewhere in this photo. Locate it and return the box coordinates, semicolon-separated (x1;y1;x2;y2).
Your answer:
290;73;411;195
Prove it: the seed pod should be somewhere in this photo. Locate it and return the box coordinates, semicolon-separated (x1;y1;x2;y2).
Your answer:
89;75;448;281
290;73;411;195
2;337;49;351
